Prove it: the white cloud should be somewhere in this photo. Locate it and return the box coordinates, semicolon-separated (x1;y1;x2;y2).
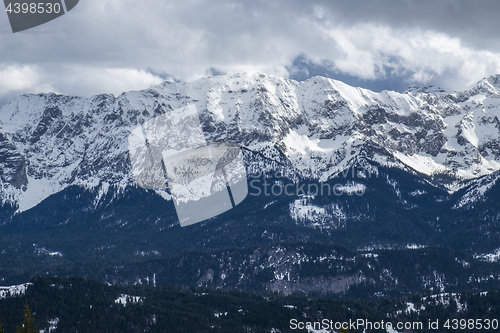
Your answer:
0;64;164;103
0;0;500;100
0;65;52;96
318;24;500;90
45;67;165;97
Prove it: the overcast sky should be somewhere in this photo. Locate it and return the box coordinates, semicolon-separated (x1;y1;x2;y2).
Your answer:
1;0;500;103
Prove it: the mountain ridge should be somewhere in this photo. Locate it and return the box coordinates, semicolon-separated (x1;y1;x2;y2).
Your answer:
1;72;499;213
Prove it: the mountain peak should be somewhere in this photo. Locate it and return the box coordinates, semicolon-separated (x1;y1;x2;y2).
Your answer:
405;84;446;95
475;74;500;93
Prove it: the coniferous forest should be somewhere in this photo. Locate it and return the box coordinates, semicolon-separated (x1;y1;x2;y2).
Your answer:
0;277;499;332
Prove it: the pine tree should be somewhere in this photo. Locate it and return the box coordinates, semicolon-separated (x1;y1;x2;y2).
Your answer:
0;321;4;333
16;304;37;333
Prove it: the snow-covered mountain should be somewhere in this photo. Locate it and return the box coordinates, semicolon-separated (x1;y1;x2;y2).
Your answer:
1;72;499;213
2;73;500;296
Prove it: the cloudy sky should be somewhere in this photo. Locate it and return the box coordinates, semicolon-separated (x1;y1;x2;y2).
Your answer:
1;0;500;103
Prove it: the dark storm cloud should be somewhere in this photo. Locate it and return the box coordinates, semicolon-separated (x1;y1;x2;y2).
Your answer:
311;0;500;50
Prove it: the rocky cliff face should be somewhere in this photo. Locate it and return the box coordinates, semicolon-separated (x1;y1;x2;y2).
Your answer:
0;72;499;213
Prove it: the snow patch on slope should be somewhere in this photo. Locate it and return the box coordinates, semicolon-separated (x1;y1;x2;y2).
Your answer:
475;248;500;262
394;152;448;176
0;283;32;299
115;294;143;306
